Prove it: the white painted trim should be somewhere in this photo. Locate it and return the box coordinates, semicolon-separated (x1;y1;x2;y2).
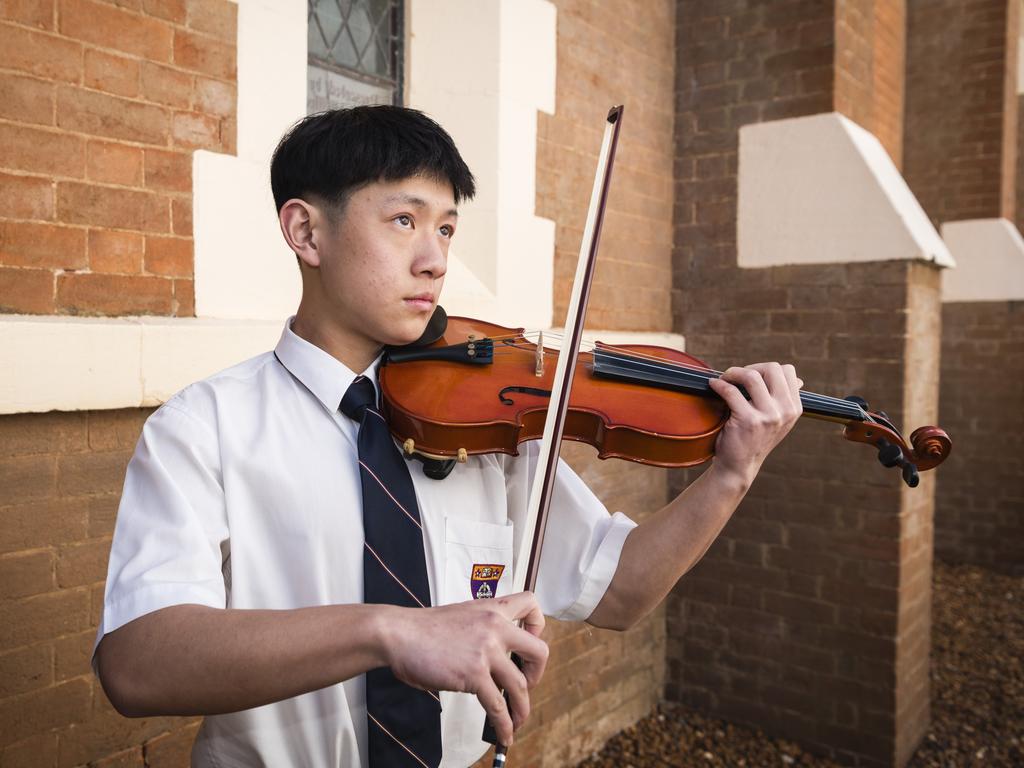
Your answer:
738;112;954;270
0;317;281;414
941;218;1024;302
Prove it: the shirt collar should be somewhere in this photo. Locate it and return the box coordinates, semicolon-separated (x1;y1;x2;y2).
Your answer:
274;317;383;413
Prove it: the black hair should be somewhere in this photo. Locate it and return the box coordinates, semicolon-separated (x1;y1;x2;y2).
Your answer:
270;105;476;214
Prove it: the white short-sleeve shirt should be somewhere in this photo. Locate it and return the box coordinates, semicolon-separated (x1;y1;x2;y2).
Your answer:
95;318;636;768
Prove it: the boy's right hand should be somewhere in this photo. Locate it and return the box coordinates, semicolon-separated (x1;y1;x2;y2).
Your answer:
380;591;548;747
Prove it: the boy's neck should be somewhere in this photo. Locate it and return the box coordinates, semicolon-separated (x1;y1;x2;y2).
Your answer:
291;307;382;375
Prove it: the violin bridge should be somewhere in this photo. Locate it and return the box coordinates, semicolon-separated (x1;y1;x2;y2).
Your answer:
535;331;544;377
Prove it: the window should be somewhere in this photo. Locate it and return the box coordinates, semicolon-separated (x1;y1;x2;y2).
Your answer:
307;0;404;112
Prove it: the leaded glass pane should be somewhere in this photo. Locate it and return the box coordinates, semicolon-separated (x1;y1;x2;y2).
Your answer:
307;0;403;112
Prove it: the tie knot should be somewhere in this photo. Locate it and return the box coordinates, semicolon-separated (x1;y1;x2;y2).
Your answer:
340;375;377;421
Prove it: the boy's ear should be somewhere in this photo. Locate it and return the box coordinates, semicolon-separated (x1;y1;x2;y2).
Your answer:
279;199;321;268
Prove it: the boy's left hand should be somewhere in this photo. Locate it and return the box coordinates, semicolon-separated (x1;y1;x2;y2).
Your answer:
706;362;803;487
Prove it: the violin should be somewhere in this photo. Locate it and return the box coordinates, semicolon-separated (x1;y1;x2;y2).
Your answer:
380;312;952;488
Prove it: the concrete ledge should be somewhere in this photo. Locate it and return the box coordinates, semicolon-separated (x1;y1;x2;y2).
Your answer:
0;316;682;414
941;218;1024;302
738;112;954;270
0;317;282;414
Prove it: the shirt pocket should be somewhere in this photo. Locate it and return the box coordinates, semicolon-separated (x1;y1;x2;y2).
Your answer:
442;517;514;605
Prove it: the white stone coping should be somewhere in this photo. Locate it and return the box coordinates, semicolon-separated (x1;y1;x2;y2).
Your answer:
0;316;684;415
738;112;954;270
941;218;1024;302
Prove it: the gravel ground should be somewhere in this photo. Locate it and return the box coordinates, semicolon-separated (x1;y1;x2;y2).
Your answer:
577;562;1023;768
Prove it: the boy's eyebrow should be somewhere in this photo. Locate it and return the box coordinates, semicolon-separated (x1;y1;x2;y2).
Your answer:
381;193;458;218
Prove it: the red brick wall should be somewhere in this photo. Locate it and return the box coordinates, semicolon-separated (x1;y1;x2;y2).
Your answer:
0;408;204;767
670;2;938;766
904;0;1016;225
935;302;1024;574
0;0;237;317
834;0;906;168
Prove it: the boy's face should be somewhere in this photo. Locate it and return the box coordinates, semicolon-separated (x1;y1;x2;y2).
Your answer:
315;174;458;350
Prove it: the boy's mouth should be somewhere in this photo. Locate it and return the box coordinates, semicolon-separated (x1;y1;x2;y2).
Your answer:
404;293;434;311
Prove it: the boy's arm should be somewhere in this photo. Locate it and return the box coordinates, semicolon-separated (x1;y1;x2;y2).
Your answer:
96;592;548;748
587;363;803;630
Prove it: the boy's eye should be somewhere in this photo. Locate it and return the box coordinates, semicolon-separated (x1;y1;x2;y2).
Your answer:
440;224;454;238
396;215;412;227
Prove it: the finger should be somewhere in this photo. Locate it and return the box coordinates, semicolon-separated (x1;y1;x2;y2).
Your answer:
781;363;804;413
476;675;515;747
503;624;549;687
491;654;531;731
749;362;788;400
707;374;757;420
493;591;545;637
720;366;773;412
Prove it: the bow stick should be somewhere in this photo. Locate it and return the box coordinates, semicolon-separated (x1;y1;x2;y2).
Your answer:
483;105;625;767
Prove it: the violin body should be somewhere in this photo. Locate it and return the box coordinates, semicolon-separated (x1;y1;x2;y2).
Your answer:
381;316;729;468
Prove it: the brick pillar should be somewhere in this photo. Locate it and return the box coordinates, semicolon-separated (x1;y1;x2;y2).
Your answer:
905;1;1024;573
669;3;938;766
905;0;1019;225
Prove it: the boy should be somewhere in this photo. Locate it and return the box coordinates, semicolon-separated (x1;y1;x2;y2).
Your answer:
94;106;802;767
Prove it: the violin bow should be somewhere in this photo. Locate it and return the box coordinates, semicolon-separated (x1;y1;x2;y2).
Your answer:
483;105;625;767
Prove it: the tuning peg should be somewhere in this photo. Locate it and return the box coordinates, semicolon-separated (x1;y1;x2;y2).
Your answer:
902;463;920;488
844;395;869;409
876;439;903;468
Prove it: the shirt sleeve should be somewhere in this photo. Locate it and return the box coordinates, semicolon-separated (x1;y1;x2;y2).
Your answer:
504;441;636;621
93;397;230;664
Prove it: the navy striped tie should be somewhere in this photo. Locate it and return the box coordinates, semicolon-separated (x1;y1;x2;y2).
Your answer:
340;375;442;768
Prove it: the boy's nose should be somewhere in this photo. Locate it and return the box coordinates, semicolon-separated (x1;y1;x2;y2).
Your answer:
415;235;447;279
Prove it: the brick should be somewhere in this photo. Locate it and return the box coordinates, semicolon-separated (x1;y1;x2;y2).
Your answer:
144;235;191;276
0;221;87;270
170;195;192;236
0;678;91;744
56;272;173;315
0;265;55;313
194;75;234;117
57;182;169;232
185;0;235;40
0;122;85;179
142;0;186;23
86;409;148;452
85;139;145;187
139;62;192;109
58;0;173;60
1;732;58;768
54;628;95;682
0;644;53;697
2;0;56;29
0;172;54;220
0;411;90;460
56;537;112;588
57;450;130;497
172;277;193;316
0;588;90;648
173;28;236;80
0;73;56;125
0;550;55;599
84;48;139;98
57;85;169;145
90;747;145;768
0;454;58;506
0;22;82;82
0;498;89;555
88;229;144;273
144;148;191;192
87;493;121;538
144;722;201;767
56;701;186;768
171;109;220;149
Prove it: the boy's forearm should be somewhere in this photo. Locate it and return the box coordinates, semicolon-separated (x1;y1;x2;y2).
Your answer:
587;462;752;631
96;602;392;717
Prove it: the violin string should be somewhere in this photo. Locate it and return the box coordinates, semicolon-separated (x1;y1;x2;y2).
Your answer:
483;336;866;418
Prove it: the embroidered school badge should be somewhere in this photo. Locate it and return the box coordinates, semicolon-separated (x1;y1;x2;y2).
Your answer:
471;564;505;600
